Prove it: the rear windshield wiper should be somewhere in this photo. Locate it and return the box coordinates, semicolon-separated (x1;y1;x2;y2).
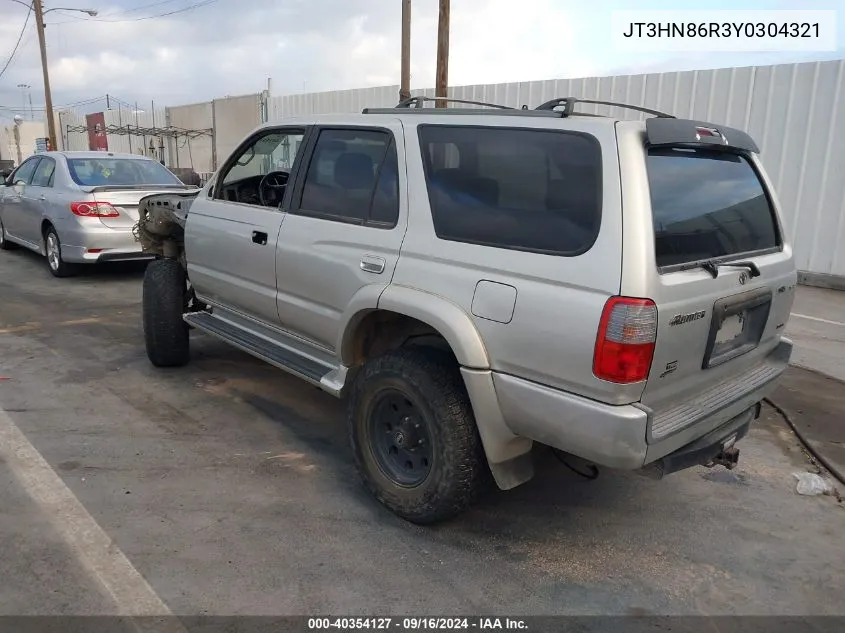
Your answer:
700;260;761;279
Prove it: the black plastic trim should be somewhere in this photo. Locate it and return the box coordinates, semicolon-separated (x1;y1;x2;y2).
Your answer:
653;404;757;476
646;117;760;153
702;287;773;370
184;312;328;383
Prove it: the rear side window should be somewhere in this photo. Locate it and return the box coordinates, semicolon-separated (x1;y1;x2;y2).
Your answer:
31;158;56;187
646;148;781;269
418;125;602;256
298;128;399;227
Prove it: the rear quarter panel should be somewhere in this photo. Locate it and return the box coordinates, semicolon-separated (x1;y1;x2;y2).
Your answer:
392;116;632;404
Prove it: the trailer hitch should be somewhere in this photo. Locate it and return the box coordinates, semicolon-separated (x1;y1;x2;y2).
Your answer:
705;446;740;470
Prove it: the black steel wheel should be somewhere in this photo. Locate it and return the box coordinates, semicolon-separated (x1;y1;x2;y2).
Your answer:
367;388;434;487
348;347;486;524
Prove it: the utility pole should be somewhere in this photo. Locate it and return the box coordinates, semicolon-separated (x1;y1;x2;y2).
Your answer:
434;0;450;107
399;0;411;102
33;0;57;151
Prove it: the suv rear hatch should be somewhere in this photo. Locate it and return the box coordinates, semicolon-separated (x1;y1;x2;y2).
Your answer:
618;118;796;441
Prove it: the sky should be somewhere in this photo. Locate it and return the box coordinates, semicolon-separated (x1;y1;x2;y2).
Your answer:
0;0;843;122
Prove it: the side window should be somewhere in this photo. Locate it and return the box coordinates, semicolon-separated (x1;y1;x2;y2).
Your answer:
418;125;602;256
369;139;399;226
30;158;56;187
298;128;396;225
216;128;305;207
12;158;40;185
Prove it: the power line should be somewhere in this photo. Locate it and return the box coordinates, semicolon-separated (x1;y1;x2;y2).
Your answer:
48;0;219;24
0;4;34;81
0;28;36;77
0;95;109;112
99;0;184;17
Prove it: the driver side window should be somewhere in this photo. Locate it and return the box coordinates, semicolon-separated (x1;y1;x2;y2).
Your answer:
216;128;305;208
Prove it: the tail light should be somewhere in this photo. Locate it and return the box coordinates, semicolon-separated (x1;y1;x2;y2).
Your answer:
70;202;120;218
593;296;657;383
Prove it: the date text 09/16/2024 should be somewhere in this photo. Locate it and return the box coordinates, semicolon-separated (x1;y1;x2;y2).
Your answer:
307;617;529;631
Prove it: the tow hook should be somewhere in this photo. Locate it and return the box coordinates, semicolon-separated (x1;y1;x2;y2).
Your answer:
706;446;740;470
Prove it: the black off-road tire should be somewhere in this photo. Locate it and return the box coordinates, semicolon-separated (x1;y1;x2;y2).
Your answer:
143;258;190;367
348;347;486;524
0;217;17;250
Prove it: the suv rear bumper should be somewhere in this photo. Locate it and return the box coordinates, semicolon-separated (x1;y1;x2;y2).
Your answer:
492;338;792;470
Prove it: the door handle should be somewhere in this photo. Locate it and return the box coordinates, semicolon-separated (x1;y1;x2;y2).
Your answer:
38;195;46;201
252;230;268;245
360;255;386;274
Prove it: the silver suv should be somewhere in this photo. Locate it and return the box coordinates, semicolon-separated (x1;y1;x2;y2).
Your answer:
138;96;796;524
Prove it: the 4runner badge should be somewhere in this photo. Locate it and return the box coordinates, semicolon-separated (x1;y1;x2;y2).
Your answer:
669;311;705;326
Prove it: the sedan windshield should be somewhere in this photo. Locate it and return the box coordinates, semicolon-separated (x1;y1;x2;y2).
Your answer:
67;158;183;187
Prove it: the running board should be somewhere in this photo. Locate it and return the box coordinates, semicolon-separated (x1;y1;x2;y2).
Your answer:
184;311;334;389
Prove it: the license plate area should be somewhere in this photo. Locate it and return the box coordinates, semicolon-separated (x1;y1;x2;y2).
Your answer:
702;287;772;369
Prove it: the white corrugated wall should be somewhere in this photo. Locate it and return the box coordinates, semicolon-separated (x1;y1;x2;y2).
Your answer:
268;59;845;280
55;104;168;159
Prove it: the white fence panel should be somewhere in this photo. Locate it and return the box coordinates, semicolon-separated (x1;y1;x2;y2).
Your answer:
263;60;844;280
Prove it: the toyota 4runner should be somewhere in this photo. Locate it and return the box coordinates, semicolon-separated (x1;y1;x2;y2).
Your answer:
137;96;796;524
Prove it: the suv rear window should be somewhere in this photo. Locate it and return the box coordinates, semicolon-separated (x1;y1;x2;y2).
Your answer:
646;148;781;269
418;125;602;256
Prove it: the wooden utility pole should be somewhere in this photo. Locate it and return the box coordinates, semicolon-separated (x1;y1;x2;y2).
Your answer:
434;0;450;107
33;0;57;151
399;0;411;102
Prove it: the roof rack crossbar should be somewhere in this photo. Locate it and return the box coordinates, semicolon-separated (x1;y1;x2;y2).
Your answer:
535;97;674;119
395;96;514;110
361;107;562;117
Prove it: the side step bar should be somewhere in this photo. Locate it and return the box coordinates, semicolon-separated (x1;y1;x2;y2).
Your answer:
184;311;332;388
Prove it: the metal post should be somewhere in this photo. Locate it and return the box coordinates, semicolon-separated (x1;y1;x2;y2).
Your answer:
13;124;22;165
435;0;450;108
33;0;58;150
400;0;411;102
211;100;218;171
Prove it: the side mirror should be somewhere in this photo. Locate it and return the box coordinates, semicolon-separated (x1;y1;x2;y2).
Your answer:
14;180;27;187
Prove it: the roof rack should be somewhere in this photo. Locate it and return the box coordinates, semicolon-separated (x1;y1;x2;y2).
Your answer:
362;96;675;119
395;96;514;109
363;99;561;117
535;97;674;118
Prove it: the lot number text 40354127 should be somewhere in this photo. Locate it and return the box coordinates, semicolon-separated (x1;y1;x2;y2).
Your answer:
307;617;529;630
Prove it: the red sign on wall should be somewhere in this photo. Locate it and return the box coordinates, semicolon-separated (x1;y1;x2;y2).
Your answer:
86;112;109;151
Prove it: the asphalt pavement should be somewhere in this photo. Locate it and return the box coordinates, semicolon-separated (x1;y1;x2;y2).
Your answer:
1;248;844;617
781;285;845;483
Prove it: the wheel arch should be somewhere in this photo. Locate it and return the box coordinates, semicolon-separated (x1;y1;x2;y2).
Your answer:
338;284;490;370
338;285;534;490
